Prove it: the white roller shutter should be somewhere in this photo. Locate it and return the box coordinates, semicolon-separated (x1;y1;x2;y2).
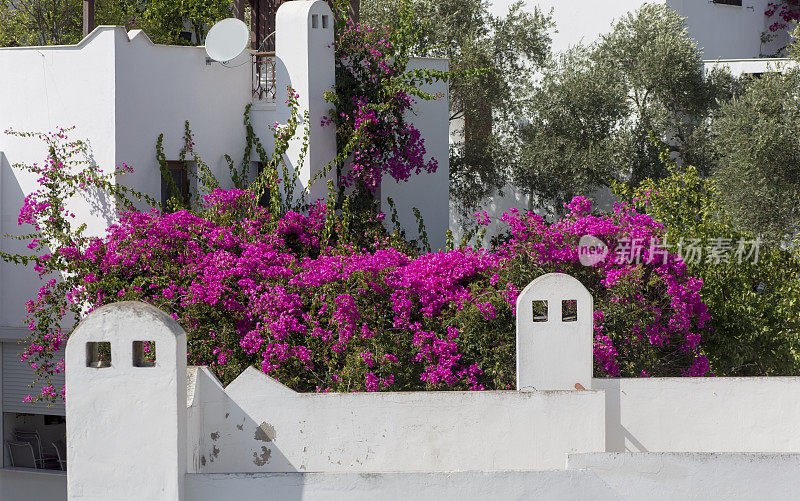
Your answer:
2;342;65;415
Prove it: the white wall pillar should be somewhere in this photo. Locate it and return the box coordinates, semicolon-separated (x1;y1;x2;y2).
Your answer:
516;273;593;391
275;0;337;202
65;302;187;501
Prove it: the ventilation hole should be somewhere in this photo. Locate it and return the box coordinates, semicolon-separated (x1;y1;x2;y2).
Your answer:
532;300;548;322
86;342;111;368
311;14;319;29
562;299;578;322
322;15;329;29
132;341;156;368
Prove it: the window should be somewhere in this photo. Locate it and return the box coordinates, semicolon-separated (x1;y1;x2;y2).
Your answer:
86;342;111;368
161;161;189;209
255;162;271;208
132;341;156;368
322;15;329;29
312;14;319;29
713;0;742;6
4;412;66;471
531;300;548;322
562;300;578;322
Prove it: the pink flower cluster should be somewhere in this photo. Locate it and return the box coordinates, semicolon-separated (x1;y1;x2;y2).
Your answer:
766;0;799;31
327;21;438;192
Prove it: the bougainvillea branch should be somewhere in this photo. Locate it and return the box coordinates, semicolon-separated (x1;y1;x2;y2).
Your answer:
324;1;447;194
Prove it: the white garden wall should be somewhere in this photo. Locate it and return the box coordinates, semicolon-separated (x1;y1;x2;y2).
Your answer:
185;455;800;501
66;302;187;500
184;470;616;501
567;452;800;500
186;366;605;474
594;376;800;453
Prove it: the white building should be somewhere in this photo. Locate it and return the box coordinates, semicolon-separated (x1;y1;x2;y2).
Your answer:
2;1;798;498
490;0;793;59
455;0;797;241
56;273;800;500
0;1;449;497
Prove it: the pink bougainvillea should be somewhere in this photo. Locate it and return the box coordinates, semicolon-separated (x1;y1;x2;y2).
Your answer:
324;20;440;192
11;121;712;403
765;0;799;32
19;178;711;401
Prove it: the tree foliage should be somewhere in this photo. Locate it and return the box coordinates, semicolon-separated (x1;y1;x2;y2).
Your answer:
0;0;82;46
361;0;552;217
617;153;800;376
0;0;231;47
514;3;732;217
711;69;800;244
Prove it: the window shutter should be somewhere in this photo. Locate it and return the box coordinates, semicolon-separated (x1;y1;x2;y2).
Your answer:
2;342;65;415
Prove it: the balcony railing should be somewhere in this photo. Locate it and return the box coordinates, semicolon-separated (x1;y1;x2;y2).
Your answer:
252;51;276;102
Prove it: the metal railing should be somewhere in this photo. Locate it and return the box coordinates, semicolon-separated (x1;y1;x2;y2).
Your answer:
252;51;277;102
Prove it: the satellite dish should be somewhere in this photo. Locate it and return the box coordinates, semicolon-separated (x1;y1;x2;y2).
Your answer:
205;18;250;62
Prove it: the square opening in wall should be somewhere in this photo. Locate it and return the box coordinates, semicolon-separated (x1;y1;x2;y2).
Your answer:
322;15;329;29
132;341;156;368
86;342;111;368
532;300;548;322
562;300;578;322
312;14;319;29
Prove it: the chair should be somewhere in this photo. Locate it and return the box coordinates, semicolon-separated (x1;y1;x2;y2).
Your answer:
7;441;37;468
51;440;67;471
14;430;59;469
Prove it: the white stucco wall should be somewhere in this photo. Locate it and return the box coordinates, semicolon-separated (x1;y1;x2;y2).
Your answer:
113;28;267;206
489;0;786;59
704;57;799;76
275;0;337;202
186;452;800;501
0;30;117;330
517;273;593;391
185;452;800;500
186;469;617;501
57;289;800;500
567;452;800;500
186;366;605;474
65;302;187;501
594;377;800;453
381;57;450;251
672;0;789;58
